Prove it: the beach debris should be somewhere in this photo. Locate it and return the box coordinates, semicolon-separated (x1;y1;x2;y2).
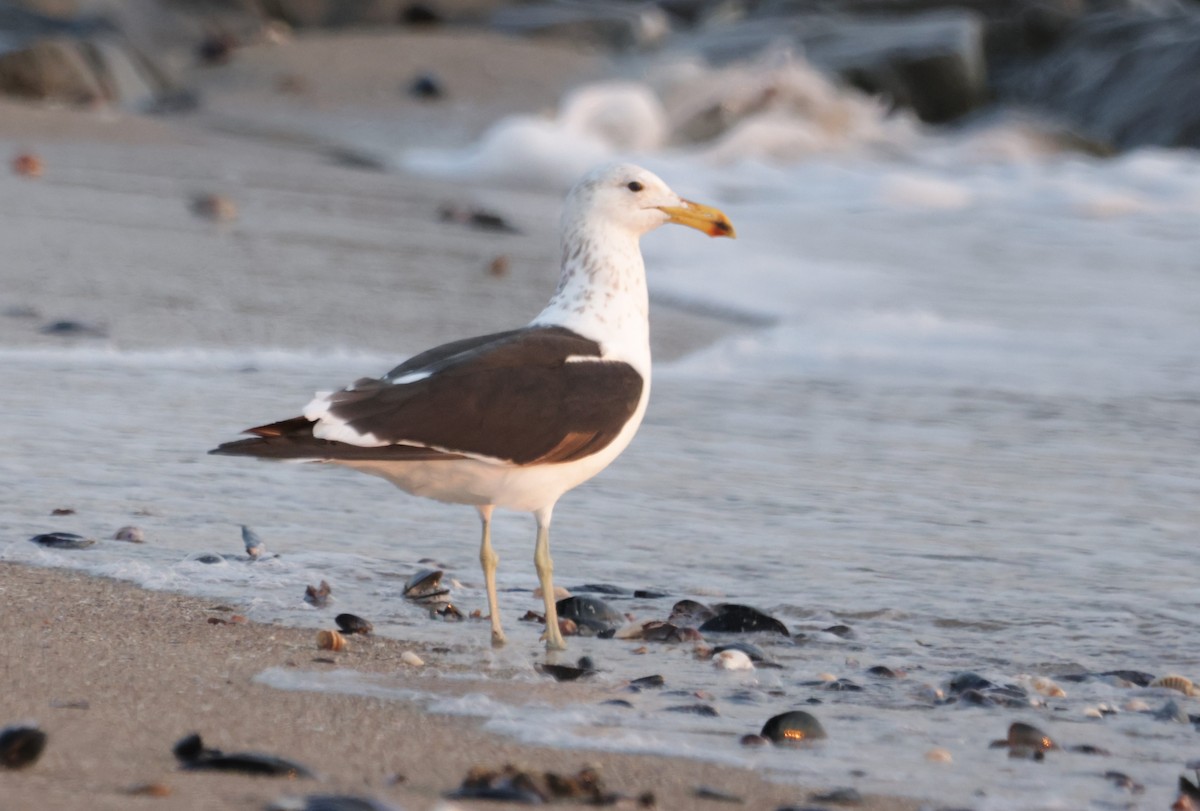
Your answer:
50;507;75;515
438;204;520;234
556;596;625;635
621;619;697;643
761;710;827;745
267;795;401;811
124;782;172;797
172;732;315;778
991;721;1056;759
1149;674;1196;696
404;569;449;604
432;603;464;621
407;71;443;100
190;193;238;222
945;671;1029;707
40;320;108;338
1123;698;1151;712
241;525;267;558
113;525;145;543
1025;675;1067;698
30;531;95;550
693;785;743;803
11;152;43;178
400;651;424;667
714;649;755;671
698;604;789;636
537;657;597;682
447;764;635;805
558;617;579;637
925;747;953;763
487;255;510;278
1102;770;1143;793
305;580;332;607
335;614;373;635
0;724;47;769
811;786;863;805
316;630;346;652
1176;775;1200;811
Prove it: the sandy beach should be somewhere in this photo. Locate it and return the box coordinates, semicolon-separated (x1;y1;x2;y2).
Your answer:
0;564;923;810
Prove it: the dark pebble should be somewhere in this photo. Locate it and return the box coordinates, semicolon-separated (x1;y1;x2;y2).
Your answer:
1005;721;1056;754
740;733;769;747
665;704;718;717
273;795;401;811
693;785;743;803
822;624;854;639
602;699;634;708
1153;699;1189;723
401;3;441;25
761;710;827;745
699;604;789;636
866;665;897;678
641;621;690;642
1103;771;1144;793
572;583;627;596
824;679;863;692
1099;669;1155;686
50;507;75;515
335;614;373;635
0;725;47;769
1068;744;1110;756
172;732;315;778
633;589;670;599
29;532;95;550
190;553;225;564
948;672;995;694
39;320;107;338
556;596;625;633
810;787;862;805
629;674;664;689
537;663;594;682
438;205;519;234
407;72;443;100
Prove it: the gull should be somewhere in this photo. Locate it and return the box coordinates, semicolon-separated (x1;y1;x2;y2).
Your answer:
211;163;735;649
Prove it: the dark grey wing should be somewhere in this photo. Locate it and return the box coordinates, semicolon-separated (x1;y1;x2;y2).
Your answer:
212;326;645;466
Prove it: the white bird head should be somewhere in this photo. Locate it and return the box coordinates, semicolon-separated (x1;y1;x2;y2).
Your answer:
562;163;736;240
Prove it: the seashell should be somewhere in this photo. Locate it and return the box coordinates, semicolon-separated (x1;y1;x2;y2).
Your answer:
1083;706;1103;719
925;747;953;763
713;641;766;662
698;604;789;636
113;525;145;543
400;651;423;667
1149;675;1195;696
816;672;838;682
1123;698;1151;712
11;152;43;178
557;617;578;637
403;569;449;603
761;710;827;745
714;650;755;671
335;614;372;635
316;629;346;651
240;525;265;558
432;603;464;621
0;724;47;769
305;580;332;607
1029;676;1066;698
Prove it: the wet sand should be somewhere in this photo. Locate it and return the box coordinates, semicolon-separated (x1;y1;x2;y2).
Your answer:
0;564;923;810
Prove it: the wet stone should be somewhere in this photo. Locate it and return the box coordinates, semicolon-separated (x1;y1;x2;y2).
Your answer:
699;604;789;636
1153;699;1190;723
824;679;863;692
866;665;898;678
407;72;442;100
629;674;664;689
537;662;595;682
30;532;95;550
602;699;634;708
761;710;827;745
556;595;625;633
694;785;744;803
811;786;863;805
1103;771;1145;793
572;583;627;596
190;553;225;564
669;599;715;625
335;614;373;635
113;525;145;543
0;724;47;769
665;704;718;717
1099;669;1155;687
822;624;854;639
948;671;995;694
268;795;401;811
633;589;670;599
40;320;107;338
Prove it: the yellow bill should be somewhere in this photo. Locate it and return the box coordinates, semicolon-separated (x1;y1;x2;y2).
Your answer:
658;199;737;239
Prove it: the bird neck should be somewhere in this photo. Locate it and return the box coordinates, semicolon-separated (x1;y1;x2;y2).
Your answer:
532;225;651;369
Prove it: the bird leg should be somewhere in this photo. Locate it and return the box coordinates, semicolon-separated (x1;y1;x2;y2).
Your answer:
477;505;505;647
534;506;566;651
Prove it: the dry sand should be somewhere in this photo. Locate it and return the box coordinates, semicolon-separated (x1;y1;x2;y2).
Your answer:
1;28;922;811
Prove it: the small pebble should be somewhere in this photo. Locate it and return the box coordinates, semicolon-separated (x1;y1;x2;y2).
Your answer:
739;733;768;747
11;152;43;178
665;704;718;717
925;747;953;763
693;785;743;803
761;710;827;745
190;193;238;222
810;786;862;805
400;651;424;667
40;320;108;338
125;782;172;797
488;255;510;278
407;72;443;100
714;649;755;671
50;507;75;516
0;724;47;769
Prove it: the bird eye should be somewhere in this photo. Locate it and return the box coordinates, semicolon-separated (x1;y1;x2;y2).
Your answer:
627;181;644;192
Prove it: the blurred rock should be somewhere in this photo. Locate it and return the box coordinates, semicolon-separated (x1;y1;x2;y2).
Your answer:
993;8;1200;149
0;37;103;102
490;2;672;50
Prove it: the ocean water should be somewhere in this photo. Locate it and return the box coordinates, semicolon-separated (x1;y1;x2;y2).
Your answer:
3;57;1200;810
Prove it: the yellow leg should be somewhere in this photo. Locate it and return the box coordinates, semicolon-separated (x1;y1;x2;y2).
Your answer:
477;505;505;647
534;506;566;651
